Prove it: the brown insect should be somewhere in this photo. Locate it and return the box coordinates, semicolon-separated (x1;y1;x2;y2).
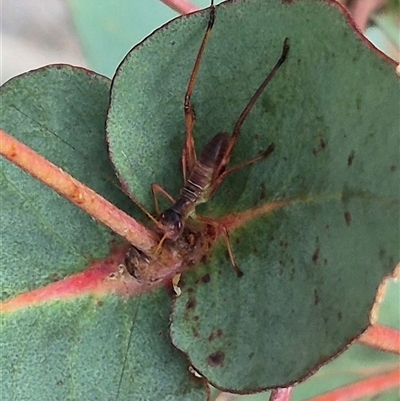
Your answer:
137;2;290;278
118;4;290;398
124;2;290;281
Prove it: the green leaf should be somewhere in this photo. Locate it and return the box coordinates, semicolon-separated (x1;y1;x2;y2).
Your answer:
0;66;207;400
231;278;400;401
0;66;127;300
107;0;399;393
2;292;207;401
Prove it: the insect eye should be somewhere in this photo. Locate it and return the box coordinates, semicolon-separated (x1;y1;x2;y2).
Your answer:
175;220;183;230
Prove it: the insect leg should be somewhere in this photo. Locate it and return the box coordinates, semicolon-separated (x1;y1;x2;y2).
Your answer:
214;38;290;180
151;183;175;214
197;216;243;277
182;1;216;181
208;143;275;199
220;224;243;277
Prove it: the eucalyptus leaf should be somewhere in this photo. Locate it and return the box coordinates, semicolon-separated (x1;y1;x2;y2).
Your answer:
107;0;399;393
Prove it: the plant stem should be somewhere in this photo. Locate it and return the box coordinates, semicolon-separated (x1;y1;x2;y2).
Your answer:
359;324;400;354
0;128;157;251
305;368;400;401
270;387;293;401
160;0;199;14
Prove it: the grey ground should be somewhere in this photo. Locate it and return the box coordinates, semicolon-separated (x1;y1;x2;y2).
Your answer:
1;0;86;85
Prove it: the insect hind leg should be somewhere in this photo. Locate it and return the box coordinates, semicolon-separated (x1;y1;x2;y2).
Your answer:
230;38;290;149
208;142;275;199
182;1;216;181
207;38;290;198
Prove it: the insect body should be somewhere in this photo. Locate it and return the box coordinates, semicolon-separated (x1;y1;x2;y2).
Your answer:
157;132;230;241
149;2;290;277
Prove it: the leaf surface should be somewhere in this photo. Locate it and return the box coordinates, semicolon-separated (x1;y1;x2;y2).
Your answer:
106;0;400;392
0;66;207;401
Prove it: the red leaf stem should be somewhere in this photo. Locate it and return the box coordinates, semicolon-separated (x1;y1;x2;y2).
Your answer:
270;387;293;401
160;0;199;14
359;324;400;354
306;368;400;401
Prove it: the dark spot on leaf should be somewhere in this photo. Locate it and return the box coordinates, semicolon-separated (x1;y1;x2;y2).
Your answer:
312;148;317;156
208;329;223;342
279;260;284;266
96;300;103;307
283;156;288;161
193;315;199;321
158;331;163;336
344;211;351;226
260;183;266;200
187;287;194;294
356;96;361;110
290;268;295;280
254;134;259;140
200;254;208;265
379;247;386;260
314;290;320;305
291;309;295;314
205;224;217;238
51;274;62;282
207;351;225;367
171;41;175;46
200;274;210;284
270;235;275;241
324;259;328;266
279;268;284;275
390;165;396;172
235;237;240;244
312;248;320;264
319;136;326;149
193;329;199;338
56;380;64;386
347;150;355;166
280;240;288;248
253;247;258;253
248;352;255;360
186;298;196;310
326;224;330;230
338;311;342;321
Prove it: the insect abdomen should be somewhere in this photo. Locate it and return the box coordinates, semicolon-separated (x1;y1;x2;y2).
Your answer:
182;132;230;204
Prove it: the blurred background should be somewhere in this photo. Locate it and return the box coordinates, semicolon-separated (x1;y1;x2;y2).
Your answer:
1;0;215;84
1;0;399;85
